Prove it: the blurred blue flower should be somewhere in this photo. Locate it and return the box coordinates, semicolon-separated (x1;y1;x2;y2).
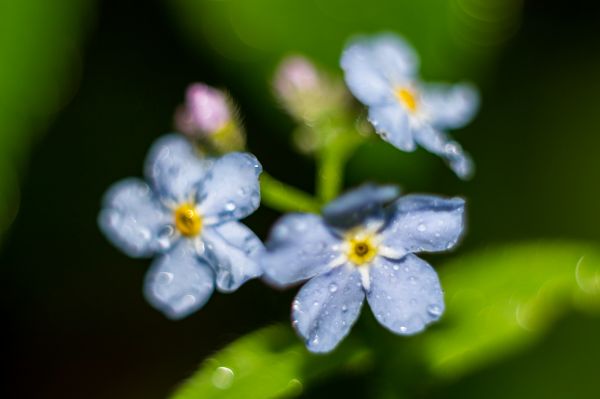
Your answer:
263;184;464;353
340;33;479;179
99;134;264;319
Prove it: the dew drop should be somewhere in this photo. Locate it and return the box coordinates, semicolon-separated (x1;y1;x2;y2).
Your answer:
399;325;408;333
157;272;174;284
328;283;338;293
408;276;417;284
225;202;236;211
417;223;427;232
341;305;348;312
392;264;400;271
427;304;442;317
313;301;319;307
212;366;234;389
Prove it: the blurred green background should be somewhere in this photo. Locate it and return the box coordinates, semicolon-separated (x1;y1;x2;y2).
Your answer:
2;0;600;398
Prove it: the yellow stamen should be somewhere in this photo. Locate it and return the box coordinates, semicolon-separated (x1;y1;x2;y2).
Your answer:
174;203;202;237
346;233;378;266
395;87;418;112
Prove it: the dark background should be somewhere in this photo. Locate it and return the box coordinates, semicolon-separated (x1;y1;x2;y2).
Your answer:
2;0;600;398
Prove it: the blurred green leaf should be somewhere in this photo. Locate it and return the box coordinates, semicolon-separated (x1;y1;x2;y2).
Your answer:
170;324;372;399
168;0;522;81
0;0;92;238
422;241;600;379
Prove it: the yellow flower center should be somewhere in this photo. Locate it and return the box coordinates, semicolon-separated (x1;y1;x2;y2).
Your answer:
346;235;378;266
173;203;202;237
395;87;418;112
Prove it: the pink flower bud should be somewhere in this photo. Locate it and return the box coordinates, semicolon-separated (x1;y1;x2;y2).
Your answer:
274;56;320;100
176;83;231;137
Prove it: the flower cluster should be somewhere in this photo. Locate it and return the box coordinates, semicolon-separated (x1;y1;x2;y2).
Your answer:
99;32;477;353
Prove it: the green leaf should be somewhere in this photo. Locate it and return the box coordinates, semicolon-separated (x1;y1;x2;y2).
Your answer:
168;0;523;80
170;324;372;399
0;0;92;239
421;241;600;379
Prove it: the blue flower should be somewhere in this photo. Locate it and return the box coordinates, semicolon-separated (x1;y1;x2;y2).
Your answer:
98;134;264;319
340;33;479;179
263;184;464;353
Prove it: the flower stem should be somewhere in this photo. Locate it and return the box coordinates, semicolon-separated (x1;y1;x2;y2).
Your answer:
260;172;321;213
316;131;365;204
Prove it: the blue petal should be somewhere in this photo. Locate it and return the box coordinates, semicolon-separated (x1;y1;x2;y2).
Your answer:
381;195;465;255
323;184;400;229
292;265;365;353
341;40;392;106
98;178;170;257
144;134;211;203
202;221;264;293
413;126;474;179
341;34;419;107
368;103;416;151
144;240;214;319
421;82;479;130
367;255;444;335
370;34;420;84
197;152;262;223
262;213;340;287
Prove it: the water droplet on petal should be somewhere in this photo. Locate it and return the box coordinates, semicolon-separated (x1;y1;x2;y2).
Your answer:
399;325;408;333
225;202;236;211
328;283;338;293
157;272;174;284
408;276;417;284
313;301;319;307
417;223;427;232
427;304;442;317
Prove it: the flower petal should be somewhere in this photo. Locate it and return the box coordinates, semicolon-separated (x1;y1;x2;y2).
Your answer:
144;240;214;319
367;255;444;335
322;184;400;230
413;126;474;179
292;265;365;353
198;152;262;222
98;178;170;257
381;194;465;255
421;82;479;130
368;103;416;151
262;213;340;287
341;40;391;106
144;134;210;202
370;34;420;84
341;34;419;107
202;221;264;293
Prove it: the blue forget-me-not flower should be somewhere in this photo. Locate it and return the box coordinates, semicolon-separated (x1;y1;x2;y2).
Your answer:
99;134;264;319
263;184;465;353
341;33;479;179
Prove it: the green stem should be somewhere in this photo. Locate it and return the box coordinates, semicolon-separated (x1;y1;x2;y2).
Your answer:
260;172;321;213
316;132;365;204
